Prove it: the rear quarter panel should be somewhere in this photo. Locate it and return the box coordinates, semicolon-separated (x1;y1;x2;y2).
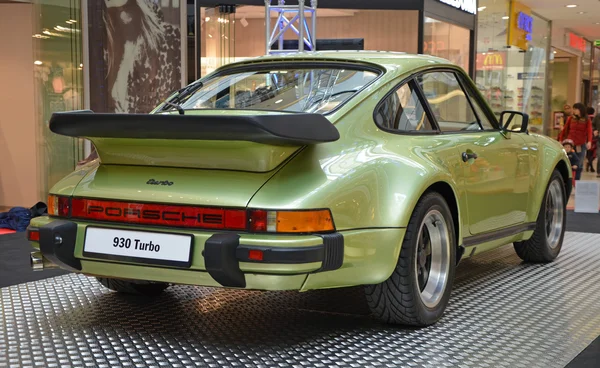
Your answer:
248;75;468;243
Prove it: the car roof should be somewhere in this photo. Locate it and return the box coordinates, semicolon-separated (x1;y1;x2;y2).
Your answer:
220;51;459;75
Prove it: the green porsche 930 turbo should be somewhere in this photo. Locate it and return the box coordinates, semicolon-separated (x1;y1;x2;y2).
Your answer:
28;51;572;326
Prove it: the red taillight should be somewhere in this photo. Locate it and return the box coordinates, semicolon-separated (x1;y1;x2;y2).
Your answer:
28;229;40;241
70;198;247;231
224;210;247;230
58;197;70;217
48;195;70;217
249;210;267;232
248;249;264;261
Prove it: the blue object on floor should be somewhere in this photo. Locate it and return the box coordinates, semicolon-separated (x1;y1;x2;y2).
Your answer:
0;207;32;232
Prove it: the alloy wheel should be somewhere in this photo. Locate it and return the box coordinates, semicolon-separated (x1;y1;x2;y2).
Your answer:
415;210;451;308
545;180;564;249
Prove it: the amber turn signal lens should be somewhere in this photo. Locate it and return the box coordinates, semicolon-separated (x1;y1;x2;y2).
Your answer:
276;210;334;233
47;195;57;216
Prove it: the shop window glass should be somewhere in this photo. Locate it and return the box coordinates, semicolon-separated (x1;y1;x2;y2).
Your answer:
32;0;84;200
417;72;481;132
475;0;550;136
423;17;470;73
375;82;434;132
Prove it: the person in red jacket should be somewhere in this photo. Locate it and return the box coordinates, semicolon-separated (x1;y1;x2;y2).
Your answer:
558;102;593;180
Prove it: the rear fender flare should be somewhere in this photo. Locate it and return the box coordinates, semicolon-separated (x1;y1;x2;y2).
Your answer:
526;149;572;224
396;176;465;251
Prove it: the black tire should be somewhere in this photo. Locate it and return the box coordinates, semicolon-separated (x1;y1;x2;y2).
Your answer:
514;170;566;263
365;192;457;326
96;277;169;296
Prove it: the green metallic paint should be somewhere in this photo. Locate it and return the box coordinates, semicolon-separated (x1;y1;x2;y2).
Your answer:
36;51;572;291
91;109;301;172
72;164;277;208
81;260;310;291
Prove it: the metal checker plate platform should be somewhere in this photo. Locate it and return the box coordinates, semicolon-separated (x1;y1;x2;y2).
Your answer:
2;232;600;368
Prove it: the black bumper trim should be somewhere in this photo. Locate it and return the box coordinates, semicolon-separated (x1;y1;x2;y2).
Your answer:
317;233;344;271
203;234;246;288
236;245;325;264
204;232;345;287
39;220;82;272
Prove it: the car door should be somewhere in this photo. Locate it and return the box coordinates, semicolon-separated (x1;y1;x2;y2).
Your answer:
416;70;531;236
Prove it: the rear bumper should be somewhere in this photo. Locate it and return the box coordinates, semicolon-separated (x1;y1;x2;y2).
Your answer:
28;216;405;291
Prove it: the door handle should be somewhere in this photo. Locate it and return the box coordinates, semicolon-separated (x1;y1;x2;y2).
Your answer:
462;152;478;162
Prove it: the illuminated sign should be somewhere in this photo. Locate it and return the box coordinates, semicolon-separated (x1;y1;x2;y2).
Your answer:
595;40;600;47
568;33;586;52
507;1;532;50
517;12;533;41
476;52;506;71
437;0;477;15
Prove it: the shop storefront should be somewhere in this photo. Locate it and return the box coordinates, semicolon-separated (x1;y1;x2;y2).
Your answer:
592;44;600;110
191;0;477;80
475;0;551;135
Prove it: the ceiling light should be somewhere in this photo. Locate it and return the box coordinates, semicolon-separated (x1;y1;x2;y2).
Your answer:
478;6;486;11
502;16;509;19
553;51;557;54
565;4;577;8
578;11;586;14
34;60;43;65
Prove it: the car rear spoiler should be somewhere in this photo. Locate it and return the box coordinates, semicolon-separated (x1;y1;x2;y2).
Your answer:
49;110;340;146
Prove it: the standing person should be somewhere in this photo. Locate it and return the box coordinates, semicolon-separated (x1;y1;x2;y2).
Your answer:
586;129;598;173
592;106;600;177
595;129;600;178
563;139;580;171
564;104;573;120
593;105;600;131
558;102;593;180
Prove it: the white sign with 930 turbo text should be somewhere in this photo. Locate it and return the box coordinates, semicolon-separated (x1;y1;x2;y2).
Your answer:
84;227;192;265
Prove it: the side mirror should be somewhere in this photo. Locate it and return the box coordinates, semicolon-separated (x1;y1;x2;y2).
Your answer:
500;111;529;133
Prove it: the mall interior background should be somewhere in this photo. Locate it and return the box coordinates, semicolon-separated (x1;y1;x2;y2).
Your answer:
1;0;599;208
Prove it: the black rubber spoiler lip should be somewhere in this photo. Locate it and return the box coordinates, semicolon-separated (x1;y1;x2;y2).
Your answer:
49;110;340;146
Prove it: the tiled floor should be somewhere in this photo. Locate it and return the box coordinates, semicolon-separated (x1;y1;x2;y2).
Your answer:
567;171;600;211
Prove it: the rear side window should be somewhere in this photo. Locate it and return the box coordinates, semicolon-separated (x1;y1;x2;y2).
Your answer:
375;81;434;132
416;72;481;132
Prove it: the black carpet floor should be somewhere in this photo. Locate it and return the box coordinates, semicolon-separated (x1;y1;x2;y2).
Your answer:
0;232;68;288
565;211;600;234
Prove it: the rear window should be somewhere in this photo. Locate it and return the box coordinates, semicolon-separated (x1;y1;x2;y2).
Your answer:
178;66;380;114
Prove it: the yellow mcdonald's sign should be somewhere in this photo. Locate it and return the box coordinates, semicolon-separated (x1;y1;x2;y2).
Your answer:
477;52;505;70
484;54;503;66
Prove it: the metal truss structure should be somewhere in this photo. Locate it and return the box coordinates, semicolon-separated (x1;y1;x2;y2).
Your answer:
265;0;318;54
